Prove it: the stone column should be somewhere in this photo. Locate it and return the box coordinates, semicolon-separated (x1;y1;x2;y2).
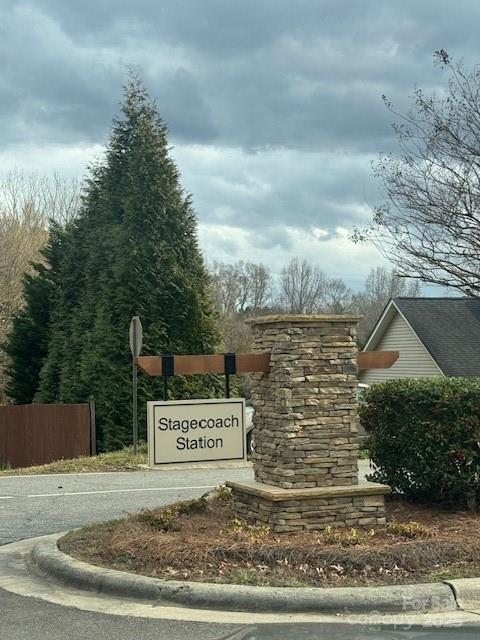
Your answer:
250;315;359;489
227;315;389;533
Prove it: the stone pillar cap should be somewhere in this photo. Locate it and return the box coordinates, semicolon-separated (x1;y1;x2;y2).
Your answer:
245;314;363;326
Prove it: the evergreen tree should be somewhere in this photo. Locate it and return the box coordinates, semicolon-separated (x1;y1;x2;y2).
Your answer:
5;222;64;403
33;78;221;450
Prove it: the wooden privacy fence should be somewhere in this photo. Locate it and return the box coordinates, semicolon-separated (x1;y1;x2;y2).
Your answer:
0;403;95;469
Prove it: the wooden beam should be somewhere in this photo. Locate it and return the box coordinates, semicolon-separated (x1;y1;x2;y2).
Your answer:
358;351;399;370
135;351;398;376
174;354;225;375
135;356;162;376
236;353;270;374
135;353;271;377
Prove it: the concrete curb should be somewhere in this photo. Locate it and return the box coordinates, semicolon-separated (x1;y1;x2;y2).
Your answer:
443;577;480;611
31;537;459;614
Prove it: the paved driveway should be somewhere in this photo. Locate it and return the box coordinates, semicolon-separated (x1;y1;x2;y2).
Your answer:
2;460;478;640
0;466;255;544
0;461;372;545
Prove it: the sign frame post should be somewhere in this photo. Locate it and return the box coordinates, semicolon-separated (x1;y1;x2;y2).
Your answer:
129;316;143;455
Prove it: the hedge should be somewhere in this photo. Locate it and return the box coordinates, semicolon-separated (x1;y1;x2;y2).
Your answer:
359;377;480;510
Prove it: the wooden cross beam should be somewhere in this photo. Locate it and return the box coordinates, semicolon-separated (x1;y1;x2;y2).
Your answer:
358;351;398;370
135;351;399;377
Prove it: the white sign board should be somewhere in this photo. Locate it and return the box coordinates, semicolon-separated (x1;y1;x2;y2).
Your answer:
147;398;246;466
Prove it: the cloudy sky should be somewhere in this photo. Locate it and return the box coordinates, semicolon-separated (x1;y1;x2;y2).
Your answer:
1;1;478;289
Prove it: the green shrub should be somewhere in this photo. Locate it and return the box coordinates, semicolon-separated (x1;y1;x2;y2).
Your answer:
359;377;480;510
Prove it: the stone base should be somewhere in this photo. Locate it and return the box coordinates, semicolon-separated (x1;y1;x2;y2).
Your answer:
227;480;390;533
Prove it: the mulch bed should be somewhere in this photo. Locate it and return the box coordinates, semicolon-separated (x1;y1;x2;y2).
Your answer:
59;490;480;588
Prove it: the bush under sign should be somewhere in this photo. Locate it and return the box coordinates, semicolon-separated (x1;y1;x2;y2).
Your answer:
147;398;246;466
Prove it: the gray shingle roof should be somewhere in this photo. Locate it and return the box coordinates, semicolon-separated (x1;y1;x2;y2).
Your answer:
394;297;480;377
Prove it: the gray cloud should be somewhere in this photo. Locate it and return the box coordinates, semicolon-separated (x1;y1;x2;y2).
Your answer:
172;144;374;240
3;0;476;150
1;0;480;277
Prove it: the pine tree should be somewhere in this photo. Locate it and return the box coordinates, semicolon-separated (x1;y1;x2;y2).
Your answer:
33;78;221;450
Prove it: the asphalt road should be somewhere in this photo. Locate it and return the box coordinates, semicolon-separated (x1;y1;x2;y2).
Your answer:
0;466;255;544
0;588;240;640
4;460;475;639
0;466;254;638
0;461;373;545
2;587;477;640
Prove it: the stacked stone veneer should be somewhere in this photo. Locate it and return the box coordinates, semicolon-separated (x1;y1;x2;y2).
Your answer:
230;485;387;533
227;315;389;533
250;314;361;489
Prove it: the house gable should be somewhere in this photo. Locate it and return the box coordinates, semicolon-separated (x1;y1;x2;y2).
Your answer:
359;302;443;384
393;297;480;377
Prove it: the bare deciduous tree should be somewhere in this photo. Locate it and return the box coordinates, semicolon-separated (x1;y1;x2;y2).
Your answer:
211;258;421;354
355;51;480;295
0;170;81;403
278;257;327;314
278;258;354;314
242;262;271;311
210;260;272;353
0;170;81;319
210;261;272;314
323;277;353;313
352;267;421;345
0;169;81;226
0;206;47;321
210;262;241;315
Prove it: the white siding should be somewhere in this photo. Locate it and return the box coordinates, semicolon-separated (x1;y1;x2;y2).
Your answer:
359;311;443;384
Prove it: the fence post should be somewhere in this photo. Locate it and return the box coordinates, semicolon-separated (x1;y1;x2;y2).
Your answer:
89;401;97;456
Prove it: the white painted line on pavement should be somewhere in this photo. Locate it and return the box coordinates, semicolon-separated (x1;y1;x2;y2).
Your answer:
0;496;13;500
0;470;153;479
27;485;215;498
0;463;251;479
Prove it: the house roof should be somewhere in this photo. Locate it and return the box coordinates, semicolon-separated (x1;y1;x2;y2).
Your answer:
366;297;480;377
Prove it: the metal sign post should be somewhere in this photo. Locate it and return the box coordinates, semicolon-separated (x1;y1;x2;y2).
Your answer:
129;316;143;455
161;354;174;402
224;353;236;398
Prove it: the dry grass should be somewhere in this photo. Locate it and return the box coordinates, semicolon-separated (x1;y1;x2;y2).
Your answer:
59;491;480;587
0;445;148;475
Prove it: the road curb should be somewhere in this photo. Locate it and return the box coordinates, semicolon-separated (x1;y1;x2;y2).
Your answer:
443;577;480;611
30;537;459;614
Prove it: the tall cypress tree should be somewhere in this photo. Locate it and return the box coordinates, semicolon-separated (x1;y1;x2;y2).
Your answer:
33;78;221;450
5;222;64;404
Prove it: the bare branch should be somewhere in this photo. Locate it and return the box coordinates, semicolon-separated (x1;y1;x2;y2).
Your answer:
0;170;82;402
357;55;480;294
